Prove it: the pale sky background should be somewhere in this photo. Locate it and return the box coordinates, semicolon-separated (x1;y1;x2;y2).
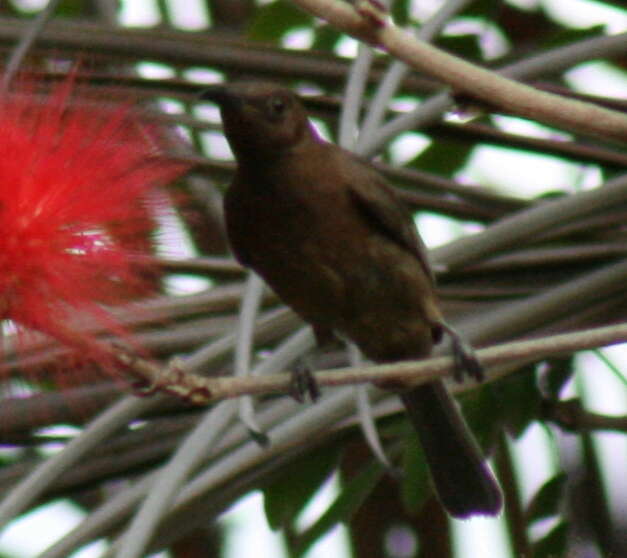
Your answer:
1;0;626;557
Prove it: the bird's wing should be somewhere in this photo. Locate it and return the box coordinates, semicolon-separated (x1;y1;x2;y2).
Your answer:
347;158;435;285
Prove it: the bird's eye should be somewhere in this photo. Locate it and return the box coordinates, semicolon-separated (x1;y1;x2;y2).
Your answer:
267;96;286;118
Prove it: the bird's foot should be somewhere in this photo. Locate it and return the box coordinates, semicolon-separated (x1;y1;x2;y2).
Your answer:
439;323;484;383
289;362;320;403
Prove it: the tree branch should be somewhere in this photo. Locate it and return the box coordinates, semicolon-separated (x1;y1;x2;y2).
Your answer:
117;322;627;404
290;0;627;144
1;0;61;90
543;398;627;433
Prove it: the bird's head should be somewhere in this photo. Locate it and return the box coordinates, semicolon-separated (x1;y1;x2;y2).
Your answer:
201;82;318;162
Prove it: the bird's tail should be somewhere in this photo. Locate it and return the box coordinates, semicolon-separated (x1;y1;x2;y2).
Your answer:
400;380;502;518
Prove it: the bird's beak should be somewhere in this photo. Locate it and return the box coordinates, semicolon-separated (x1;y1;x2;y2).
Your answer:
199;85;242;109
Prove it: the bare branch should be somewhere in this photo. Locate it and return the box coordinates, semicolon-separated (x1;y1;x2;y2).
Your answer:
117;322;627;404
1;0;61;90
544;398;627;433
290;0;627;144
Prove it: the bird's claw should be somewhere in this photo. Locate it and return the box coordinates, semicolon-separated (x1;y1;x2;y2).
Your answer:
439;323;484;383
289;364;320;403
451;340;483;383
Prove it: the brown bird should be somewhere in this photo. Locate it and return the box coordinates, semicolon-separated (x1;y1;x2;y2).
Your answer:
202;82;502;518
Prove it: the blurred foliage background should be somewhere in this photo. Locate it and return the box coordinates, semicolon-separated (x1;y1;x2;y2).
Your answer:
0;1;626;557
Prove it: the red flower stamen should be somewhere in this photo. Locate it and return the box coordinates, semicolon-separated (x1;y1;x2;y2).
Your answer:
0;73;189;373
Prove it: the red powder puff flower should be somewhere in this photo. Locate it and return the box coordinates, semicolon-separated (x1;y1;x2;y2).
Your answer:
0;73;189;371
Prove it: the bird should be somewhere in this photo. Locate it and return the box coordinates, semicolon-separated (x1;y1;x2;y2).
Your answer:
201;81;502;518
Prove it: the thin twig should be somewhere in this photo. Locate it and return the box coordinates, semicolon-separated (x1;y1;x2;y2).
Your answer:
34;283;627;553
360;32;627;155
432;173;627;269
0;395;158;528
465;242;627;272
1;0;61;90
358;0;474;146
543;398;627;433
235;273;266;434
495;432;532;557
117;322;627;404
290;0;627;144
339;42;373;149
115;401;237;558
432;120;627;169
142;255;243;276
0;305;295;525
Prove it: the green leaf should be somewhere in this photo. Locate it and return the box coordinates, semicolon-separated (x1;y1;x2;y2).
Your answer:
410;138;473;177
248;2;312;43
491;364;541;438
531;521;569;558
437;34;482;61
459;384;502;451
10;0;83;16
543;25;605;50
262;443;341;530
603;0;627;11
391;0;410;27
295;458;387;555
525;473;567;523
462;0;496;17
311;26;342;52
400;427;431;513
491;1;560;46
592;349;627;387
56;0;85;17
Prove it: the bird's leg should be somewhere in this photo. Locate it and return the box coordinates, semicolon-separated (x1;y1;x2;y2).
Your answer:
290;355;321;403
438;323;484;383
289;326;338;402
